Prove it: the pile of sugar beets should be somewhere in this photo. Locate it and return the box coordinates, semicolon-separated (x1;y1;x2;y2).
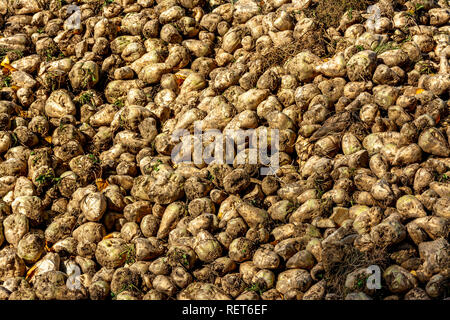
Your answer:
0;0;449;300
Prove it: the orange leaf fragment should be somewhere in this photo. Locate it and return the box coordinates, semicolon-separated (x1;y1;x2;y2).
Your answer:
175;73;187;86
45;240;54;252
96;178;109;192
415;88;425;95
103;233;115;240
19;110;29;118
44;136;52;143
25;263;39;281
0;55;17;73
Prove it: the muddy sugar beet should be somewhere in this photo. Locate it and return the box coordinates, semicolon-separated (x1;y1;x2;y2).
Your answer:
0;0;449;301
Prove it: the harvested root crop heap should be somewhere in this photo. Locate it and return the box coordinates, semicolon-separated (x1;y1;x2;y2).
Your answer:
0;0;449;300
